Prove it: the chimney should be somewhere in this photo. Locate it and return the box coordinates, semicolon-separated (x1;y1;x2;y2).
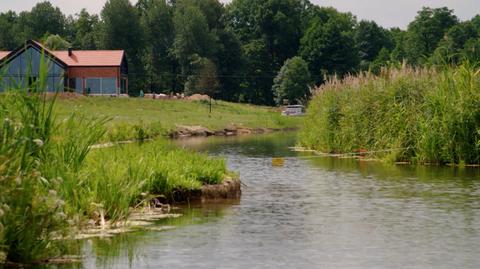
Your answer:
68;47;73;57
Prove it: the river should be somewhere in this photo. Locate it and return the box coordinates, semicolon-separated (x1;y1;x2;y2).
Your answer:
60;133;480;269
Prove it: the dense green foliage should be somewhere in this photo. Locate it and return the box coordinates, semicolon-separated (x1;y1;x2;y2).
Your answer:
0;87;70;263
300;65;480;165
272;56;311;105
1;1;477;104
0;74;229;263
84;140;226;221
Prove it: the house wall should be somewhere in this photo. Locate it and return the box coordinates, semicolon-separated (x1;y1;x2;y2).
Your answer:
67;67;120;95
68;67;118;78
0;47;65;92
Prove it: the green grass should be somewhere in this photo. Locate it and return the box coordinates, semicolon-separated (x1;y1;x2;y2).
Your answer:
54;97;302;141
300;64;480;165
73;139;228;222
0;89;232;263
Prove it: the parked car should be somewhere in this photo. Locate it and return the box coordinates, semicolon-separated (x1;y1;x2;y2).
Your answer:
281;105;305;116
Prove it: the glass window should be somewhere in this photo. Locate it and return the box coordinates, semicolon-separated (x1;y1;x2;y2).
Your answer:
101;78;116;94
86;78;101;94
75;78;83;94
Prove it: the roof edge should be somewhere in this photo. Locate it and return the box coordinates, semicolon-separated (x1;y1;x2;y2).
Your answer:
0;40;68;68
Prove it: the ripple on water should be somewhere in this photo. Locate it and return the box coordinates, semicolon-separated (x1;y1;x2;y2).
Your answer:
61;133;480;269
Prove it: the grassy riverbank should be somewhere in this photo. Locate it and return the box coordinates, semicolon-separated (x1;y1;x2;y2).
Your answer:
54;97;301;142
0;89;231;263
299;64;480;165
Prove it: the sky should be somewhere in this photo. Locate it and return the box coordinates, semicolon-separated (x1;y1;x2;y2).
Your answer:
0;0;479;29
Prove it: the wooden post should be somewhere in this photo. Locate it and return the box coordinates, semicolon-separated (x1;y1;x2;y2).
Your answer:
126;77;129;96
209;96;212;115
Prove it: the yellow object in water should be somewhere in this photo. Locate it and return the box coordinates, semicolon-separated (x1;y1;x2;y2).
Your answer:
272;158;285;167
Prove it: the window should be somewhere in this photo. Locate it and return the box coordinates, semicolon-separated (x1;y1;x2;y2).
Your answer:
86;78;101;94
75;78;83;94
85;78;117;95
101;78;116;94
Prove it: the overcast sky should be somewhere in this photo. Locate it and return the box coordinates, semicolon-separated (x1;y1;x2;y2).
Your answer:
0;0;478;29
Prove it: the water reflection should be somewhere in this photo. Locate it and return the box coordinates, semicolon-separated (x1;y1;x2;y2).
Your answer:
53;133;480;269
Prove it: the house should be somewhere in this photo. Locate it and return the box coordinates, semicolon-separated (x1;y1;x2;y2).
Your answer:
0;40;128;95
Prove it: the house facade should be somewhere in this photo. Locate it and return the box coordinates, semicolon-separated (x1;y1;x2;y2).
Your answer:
0;40;128;95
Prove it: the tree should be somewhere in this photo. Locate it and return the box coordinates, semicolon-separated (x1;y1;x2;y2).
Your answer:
42;34;71;50
192;0;224;30
173;1;215;86
299;11;359;82
0;11;19;50
225;0;306;104
390;28;408;62
140;0;176;93
369;47;391;73
272;56;311;105
101;0;145;95
73;9;100;49
241;39;275;104
27;1;66;39
185;56;220;97
432;21;479;64
462;37;480;63
355;20;394;69
226;0;304;69
404;7;458;64
213;29;245;101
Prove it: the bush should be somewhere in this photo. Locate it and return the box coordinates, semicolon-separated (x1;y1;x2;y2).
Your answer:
300;64;480;164
272;56;312;105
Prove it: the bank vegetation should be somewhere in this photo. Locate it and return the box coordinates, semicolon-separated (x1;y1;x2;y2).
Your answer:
300;63;480;165
0;79;232;263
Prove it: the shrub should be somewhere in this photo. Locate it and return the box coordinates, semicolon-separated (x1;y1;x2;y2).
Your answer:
300;64;480;164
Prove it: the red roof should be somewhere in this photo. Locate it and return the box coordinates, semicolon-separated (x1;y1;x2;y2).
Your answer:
0;51;9;60
52;50;125;67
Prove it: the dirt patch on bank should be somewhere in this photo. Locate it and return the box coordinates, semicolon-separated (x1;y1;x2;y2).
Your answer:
164;177;242;203
171;125;298;138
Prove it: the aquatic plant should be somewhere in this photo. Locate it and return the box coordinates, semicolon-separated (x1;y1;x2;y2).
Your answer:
82;140;227;221
300;63;480;164
0;75;70;261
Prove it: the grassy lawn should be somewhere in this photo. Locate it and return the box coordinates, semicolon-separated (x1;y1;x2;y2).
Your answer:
54;96;302;141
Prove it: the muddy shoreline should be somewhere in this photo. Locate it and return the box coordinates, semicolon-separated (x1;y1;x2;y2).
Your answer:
76;178;241;238
170;125;298;139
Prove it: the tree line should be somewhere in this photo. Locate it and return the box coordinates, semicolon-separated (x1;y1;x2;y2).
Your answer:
0;0;479;105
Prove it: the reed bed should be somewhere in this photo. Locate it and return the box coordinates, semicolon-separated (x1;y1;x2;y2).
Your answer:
300;64;480;165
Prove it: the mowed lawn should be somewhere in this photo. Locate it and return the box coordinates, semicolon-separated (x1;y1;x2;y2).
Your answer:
55;96;301;134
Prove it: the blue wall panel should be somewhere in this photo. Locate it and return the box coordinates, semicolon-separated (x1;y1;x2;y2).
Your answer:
0;46;66;92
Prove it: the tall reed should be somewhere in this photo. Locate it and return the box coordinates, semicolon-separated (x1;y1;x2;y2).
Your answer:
0;69;70;262
300;64;480;164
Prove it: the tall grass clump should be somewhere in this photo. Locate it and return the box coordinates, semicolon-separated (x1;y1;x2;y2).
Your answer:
0;88;70;261
81;140;227;221
300;63;480;165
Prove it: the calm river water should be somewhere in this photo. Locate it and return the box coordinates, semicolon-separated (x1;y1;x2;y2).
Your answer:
60;133;480;269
